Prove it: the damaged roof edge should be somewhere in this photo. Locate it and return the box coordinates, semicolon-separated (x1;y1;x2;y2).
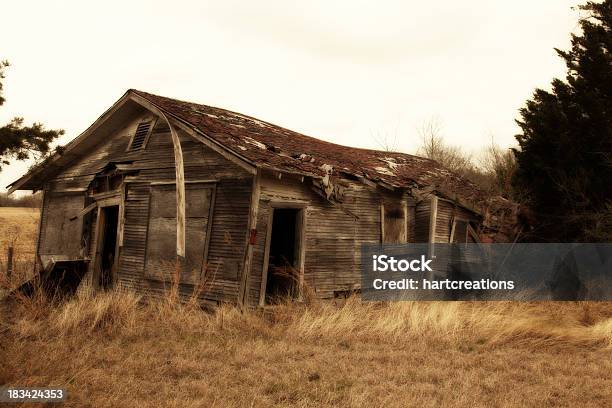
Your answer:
6;90;135;194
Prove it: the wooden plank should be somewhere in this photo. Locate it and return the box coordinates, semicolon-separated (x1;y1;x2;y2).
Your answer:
69;202;98;221
202;185;217;279
402;199;408;243
428;195;439;268
40;192;85;256
166;118;186;258
296;208;307;300
144;185;214;284
118;183;126;247
238;171;260;307
467;224;481;243
258;206;274;306
380;203;385;243
150;179;219;185
92;206;104;290
34;190;46;274
96;197;120;208
429;195;438;244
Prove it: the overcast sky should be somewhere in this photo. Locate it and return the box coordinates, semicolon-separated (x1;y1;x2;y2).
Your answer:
1;0;581;192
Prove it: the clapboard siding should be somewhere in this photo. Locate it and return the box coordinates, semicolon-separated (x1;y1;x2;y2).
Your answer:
204;178;251;301
41;110;252;303
414;199;431;242
251;174;382;301
39;192;85;257
118;183;150;288
435;199;479;243
435;199;453;243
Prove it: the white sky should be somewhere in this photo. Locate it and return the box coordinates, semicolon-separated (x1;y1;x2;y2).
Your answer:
1;0;581;192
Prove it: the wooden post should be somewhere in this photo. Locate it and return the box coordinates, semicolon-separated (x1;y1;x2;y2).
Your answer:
7;246;14;280
380;202;385;243
158;114;186;259
238;171;260;308
428;195;439;280
129;95;186;259
429;195;438;244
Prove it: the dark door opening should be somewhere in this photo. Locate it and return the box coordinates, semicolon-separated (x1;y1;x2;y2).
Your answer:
98;205;119;290
265;208;301;304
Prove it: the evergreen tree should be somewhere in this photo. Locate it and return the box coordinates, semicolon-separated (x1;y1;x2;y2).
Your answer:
0;60;64;170
513;0;612;241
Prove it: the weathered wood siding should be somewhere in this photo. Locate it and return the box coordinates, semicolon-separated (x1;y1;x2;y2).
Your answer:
414;199;431;242
38;192;85;257
435;199;478;243
434;198;453;243
40;108;252;303
248;174;413;303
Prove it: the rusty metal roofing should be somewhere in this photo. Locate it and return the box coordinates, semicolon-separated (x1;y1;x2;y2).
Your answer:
132;90;499;215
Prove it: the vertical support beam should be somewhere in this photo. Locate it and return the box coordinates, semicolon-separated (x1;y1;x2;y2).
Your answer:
117;183;126;248
128;97;187;266
429;195;439;244
34;190;46;275
259;206;274;307
115;184;127;288
296;208;307;301
129;94;187;259
161;114;186;259
402;199;408;243
449;219;457;243
380;202;385;243
93;206;104;290
239;170;261;308
428;195;439;279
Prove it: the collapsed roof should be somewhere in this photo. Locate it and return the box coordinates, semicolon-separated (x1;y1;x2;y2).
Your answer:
8;89;515;225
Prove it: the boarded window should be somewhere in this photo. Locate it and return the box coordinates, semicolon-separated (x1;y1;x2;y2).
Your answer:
40;193;85;257
145;184;214;284
382;201;406;243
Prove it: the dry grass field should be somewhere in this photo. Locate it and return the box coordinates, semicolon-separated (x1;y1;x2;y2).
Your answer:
0;207;39;286
0;207;611;407
1;292;611;407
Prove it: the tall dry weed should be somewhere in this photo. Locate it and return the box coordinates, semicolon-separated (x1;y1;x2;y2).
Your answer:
4;285;612;350
51;290;141;335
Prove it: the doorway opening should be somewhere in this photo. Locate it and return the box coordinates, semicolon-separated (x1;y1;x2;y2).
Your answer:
264;208;302;304
97;205;119;290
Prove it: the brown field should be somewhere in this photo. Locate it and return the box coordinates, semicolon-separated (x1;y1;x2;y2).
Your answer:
0;207;39;287
1;292;611;407
0;208;611;407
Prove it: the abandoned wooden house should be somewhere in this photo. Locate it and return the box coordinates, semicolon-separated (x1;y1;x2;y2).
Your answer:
8;90;514;306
